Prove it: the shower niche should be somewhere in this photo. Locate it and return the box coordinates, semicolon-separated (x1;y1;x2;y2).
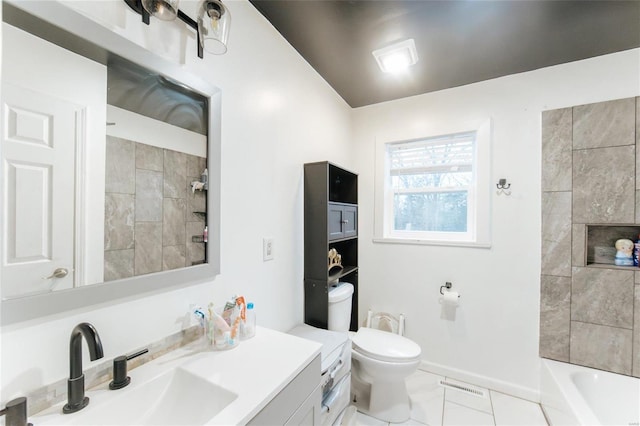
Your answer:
585;225;640;269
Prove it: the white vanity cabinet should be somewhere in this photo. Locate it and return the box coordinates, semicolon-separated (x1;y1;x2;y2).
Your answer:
248;354;322;425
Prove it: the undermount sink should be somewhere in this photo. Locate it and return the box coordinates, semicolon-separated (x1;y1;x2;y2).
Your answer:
32;328;322;425
65;368;237;425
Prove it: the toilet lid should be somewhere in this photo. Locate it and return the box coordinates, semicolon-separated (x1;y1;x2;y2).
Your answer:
351;327;421;362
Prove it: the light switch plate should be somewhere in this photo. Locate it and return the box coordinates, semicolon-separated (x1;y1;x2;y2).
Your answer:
263;237;274;261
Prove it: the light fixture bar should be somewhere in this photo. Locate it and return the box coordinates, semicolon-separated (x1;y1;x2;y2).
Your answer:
177;9;204;59
124;0;150;25
124;0;204;58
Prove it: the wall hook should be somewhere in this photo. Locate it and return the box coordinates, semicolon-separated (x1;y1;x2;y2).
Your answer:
496;178;511;196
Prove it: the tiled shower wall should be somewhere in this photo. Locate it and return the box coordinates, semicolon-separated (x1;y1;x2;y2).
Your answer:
540;97;640;377
104;136;206;281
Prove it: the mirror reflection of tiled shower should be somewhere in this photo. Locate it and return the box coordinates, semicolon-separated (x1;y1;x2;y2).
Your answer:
104;136;206;281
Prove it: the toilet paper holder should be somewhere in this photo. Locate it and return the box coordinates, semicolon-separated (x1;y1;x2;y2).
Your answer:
439;282;459;297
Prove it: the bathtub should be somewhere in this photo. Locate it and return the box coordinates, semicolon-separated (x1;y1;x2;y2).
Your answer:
541;359;640;425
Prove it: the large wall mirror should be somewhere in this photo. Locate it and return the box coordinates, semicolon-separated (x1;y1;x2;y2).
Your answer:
0;0;221;324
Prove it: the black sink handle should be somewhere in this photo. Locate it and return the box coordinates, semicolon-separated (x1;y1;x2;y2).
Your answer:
0;397;33;426
109;348;149;390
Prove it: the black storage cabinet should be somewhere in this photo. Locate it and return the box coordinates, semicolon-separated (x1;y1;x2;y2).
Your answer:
304;161;358;330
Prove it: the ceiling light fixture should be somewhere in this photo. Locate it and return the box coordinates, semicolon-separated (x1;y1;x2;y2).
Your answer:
372;39;418;73
124;0;231;57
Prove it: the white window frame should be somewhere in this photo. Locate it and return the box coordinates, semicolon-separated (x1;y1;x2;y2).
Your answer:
374;119;492;248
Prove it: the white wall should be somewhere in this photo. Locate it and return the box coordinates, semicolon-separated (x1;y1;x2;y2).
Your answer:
1;0;353;401
352;48;640;399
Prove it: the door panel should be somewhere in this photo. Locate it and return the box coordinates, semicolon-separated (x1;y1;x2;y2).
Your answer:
2;84;80;298
342;205;357;238
5;161;51;262
328;204;344;240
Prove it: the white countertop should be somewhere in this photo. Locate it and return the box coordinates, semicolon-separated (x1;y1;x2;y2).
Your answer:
32;326;322;425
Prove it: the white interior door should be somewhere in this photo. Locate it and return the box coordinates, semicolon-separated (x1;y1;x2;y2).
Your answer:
1;23;107;296
1;84;81;298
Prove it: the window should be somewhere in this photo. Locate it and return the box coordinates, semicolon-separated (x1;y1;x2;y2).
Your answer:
374;120;491;247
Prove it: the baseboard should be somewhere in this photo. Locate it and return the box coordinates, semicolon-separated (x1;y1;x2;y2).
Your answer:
418;360;541;403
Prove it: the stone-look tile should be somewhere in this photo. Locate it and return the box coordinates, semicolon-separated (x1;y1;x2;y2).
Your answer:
634;285;640;377
164;149;187;198
163;245;186;270
186;154;206;178
570;321;633;375
636;189;640;224
572;224;586;267
571;267;634;329
136;142;163;172
163;198;186;246
540;275;571;361
104;249;134;281
442;401;495;426
406;370;445;426
573;97;636;150
636;271;640;284
186;221;206;266
134;222;162;276
573;145;635;224
542;108;572;192
491;391;548;426
541;192;572;277
105;136;135;194
135;169;163;222
636;97;639;189
104;193;134;250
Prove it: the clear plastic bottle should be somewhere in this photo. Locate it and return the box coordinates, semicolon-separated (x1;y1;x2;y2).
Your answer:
242;302;256;340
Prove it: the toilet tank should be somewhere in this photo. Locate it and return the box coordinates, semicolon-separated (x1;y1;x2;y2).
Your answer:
328;282;354;332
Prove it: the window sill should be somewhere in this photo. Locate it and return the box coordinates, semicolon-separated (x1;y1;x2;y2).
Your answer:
372;237;492;249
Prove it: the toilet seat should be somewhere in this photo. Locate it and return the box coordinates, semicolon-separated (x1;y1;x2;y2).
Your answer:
351;327;421;363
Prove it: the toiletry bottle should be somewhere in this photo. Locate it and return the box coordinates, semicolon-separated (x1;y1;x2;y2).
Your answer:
242;303;256;340
634;234;640;267
201;168;208;190
203;226;208;243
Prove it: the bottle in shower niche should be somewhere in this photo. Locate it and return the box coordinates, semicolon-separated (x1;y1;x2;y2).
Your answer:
241;303;256;340
634;234;640;267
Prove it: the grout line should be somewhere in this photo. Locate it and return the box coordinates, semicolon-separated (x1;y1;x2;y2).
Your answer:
440;386;447;425
489;390;496;426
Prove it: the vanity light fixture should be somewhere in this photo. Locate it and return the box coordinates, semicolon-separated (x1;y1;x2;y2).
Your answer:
124;0;231;57
372;39;418;73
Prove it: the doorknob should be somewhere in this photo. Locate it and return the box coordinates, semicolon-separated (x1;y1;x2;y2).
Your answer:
43;268;69;280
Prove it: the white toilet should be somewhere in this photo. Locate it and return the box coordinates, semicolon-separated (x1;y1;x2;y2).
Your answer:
328;283;422;423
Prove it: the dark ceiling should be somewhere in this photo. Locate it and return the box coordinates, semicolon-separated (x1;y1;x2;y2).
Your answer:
249;1;640;108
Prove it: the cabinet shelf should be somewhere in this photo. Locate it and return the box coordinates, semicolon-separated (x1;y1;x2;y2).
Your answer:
329;265;358;282
585;263;639;271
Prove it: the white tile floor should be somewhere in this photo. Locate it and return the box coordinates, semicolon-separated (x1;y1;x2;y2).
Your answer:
354;370;548;426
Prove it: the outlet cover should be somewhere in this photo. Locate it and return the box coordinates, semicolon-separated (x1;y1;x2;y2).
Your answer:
263;238;274;261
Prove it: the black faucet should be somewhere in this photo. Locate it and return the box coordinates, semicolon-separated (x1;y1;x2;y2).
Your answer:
63;322;104;414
